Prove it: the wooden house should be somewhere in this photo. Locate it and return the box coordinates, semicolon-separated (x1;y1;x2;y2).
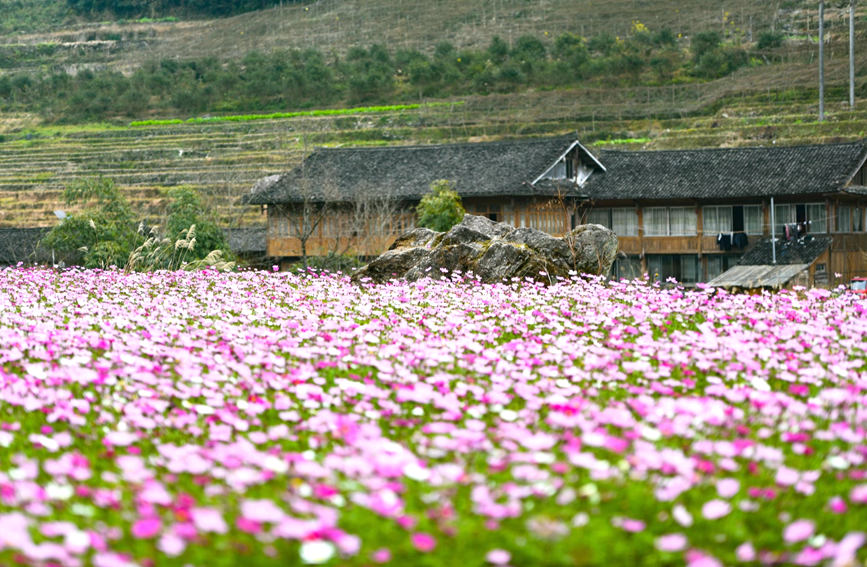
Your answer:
244;136;867;284
243;136;598;260
582;140;867;286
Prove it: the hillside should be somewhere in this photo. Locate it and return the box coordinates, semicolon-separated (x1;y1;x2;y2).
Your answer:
1;0;866;232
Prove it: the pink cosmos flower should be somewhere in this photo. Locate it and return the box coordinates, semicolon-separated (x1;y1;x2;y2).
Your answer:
131;517;161;539
485;549;511;564
157;532;185;557
783;519;815;544
850;484;867;504
655;533;688;552
828;496;848;514
716;478;740;499
410;532;436;552
735;542;756;562
620;518;646;533
701;499;731;520
240;499;285;524
834;532;866;566
191;507;228;534
371;548;392;563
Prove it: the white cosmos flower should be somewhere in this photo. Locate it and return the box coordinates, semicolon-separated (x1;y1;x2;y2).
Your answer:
300;540;336;564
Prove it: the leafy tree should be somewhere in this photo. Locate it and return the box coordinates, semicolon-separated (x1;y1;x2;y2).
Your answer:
486;36;510;65
652;28;677;47
41;178;233;270
511;35;547;75
416;179;465;232
757;31;785;50
691;31;722;62
164;186;232;261
587;33;618;56
41;177;142;268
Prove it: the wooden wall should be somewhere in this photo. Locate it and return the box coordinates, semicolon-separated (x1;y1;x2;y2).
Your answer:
265;194;867;284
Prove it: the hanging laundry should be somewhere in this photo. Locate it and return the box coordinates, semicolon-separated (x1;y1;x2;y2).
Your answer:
732;232;748;249
717;233;732;250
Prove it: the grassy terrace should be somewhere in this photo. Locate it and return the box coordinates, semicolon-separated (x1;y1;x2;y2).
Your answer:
1;74;866;229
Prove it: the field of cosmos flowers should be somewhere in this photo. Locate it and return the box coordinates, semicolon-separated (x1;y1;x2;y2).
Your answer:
0;267;865;567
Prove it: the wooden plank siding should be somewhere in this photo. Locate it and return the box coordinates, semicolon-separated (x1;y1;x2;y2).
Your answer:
267;194;867;284
268;197;575;258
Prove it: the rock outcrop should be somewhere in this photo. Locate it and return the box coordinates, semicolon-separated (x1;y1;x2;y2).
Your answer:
352;214;618;284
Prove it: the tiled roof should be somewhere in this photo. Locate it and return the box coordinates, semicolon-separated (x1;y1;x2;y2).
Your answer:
584;140;867;200
224;227;266;254
243;135;584;205
737;235;832;266
0;227;50;265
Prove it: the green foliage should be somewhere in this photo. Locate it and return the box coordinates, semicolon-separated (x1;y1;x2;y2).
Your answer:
41;178;233;271
0;0;73;33
128;102;455;127
587;33;619;57
757;30;785;50
486;36;509;65
691;31;722;62
694;46;749;79
64;0;302;19
41;177;142;268
125;225;236;272
0;23;758;124
690;31;747;79
416;179;465;232
164;186;231;261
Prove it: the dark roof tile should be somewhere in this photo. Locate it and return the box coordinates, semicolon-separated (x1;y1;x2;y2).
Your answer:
584;141;867;200
737;235;832;266
0;228;50;265
244;135;582;205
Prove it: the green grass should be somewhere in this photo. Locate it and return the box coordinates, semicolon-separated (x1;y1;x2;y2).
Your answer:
128;102;464;127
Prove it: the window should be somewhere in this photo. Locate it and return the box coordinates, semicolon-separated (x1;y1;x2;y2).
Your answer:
706;255;737;281
807;203;827;233
855;207;864;232
703;205;763;235
586;208;638;236
269;208;289;237
645;207;697;236
836;205;852;232
703;205;733;233
611;208;639;236
611;256;642;280
774;203;826;235
587;208;610;227
743;205;763;235
647;254;698;283
680;255;698;284
644;208;669;236
467;202;502;223
774;203;795;236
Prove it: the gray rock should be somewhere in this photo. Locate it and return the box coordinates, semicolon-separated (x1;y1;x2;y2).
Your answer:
352;214;618;284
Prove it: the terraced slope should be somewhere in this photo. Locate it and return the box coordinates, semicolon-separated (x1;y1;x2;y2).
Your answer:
2;70;866;230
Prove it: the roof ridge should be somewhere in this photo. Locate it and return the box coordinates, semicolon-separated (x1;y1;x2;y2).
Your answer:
313;134;577;153
597;139;867;155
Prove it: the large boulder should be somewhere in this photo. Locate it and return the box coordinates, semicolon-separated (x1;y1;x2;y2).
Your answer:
352;214;618;284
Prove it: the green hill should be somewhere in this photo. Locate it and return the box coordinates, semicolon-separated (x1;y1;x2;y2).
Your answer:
1;0;866;231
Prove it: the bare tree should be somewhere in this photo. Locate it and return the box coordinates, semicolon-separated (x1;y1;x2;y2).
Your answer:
326;187;403;258
290;175;336;268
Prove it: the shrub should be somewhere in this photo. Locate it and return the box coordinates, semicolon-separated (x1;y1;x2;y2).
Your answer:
416;179;465;232
691;31;722;62
757;31;785;50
